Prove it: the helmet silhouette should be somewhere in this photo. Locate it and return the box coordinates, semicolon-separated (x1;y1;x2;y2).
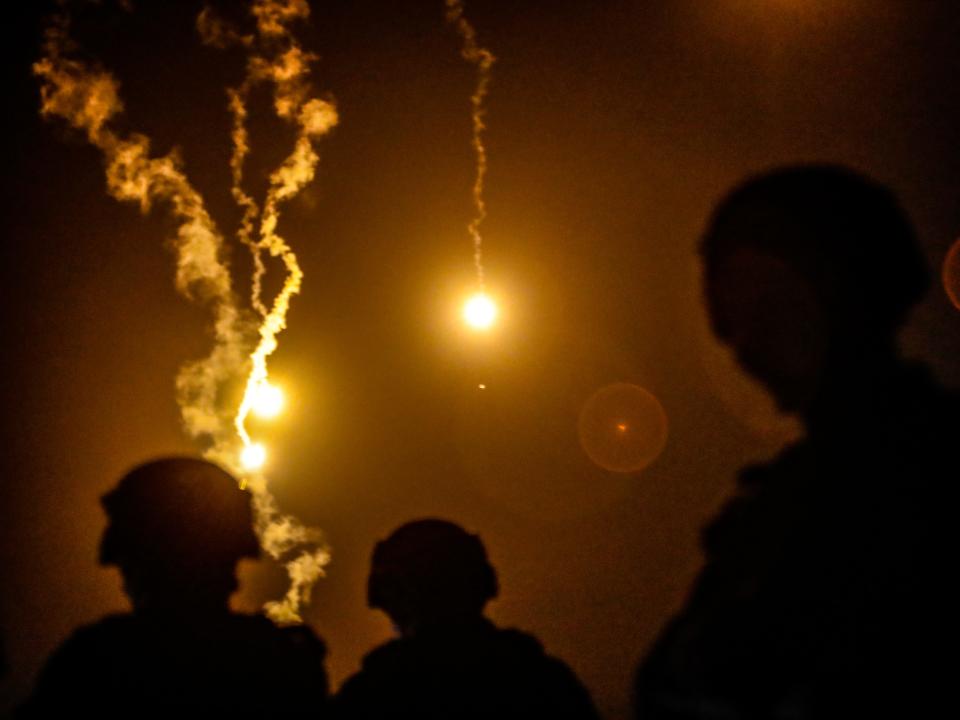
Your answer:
701;164;928;341
367;519;498;629
99;456;259;574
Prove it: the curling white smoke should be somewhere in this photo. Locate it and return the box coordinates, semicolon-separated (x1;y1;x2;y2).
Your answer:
35;0;337;624
445;0;495;288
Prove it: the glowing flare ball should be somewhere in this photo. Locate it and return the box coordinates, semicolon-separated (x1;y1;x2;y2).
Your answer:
251;381;284;419
464;292;497;330
240;442;267;471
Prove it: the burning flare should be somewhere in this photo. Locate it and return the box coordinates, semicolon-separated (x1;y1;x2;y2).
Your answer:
463;292;497;330
251;381;285;419
35;0;337;624
241;442;268;472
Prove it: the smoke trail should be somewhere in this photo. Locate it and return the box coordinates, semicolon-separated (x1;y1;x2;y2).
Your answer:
202;0;339;625
445;0;495;288
198;0;337;622
223;14;338;454
202;3;338;622
226;85;267;317
34;12;249;464
199;1;338;455
36;0;337;625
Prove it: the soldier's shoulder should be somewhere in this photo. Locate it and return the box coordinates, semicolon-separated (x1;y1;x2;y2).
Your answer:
491;627;546;657
228;613;327;658
55;614;138;656
359;636;407;672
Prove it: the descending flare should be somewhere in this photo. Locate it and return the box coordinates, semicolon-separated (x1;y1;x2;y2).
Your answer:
464;292;497;330
35;0;337;625
241;442;268;471
206;0;339;624
251;381;285;419
212;3;338;492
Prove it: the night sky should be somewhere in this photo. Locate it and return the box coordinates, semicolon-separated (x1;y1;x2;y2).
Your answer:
3;2;960;717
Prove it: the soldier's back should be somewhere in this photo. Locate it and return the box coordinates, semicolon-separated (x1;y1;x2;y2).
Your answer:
335;619;598;719
21;611;328;717
636;365;957;718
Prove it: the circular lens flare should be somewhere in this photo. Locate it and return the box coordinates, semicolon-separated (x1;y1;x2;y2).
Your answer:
463;292;497;330
943;237;960;311
578;383;668;473
251;381;284;419
240;442;267;471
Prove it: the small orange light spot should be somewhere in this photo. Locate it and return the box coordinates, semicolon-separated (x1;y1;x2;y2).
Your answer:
478;383;486;389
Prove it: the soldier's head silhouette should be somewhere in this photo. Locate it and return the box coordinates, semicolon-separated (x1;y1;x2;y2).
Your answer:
22;460;329;715
633;165;951;719
336;519;598;717
700;165;929;416
99;457;259;613
367;519;498;636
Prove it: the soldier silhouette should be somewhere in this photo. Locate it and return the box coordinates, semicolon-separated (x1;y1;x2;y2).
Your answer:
20;456;328;716
634;165;956;718
334;518;600;719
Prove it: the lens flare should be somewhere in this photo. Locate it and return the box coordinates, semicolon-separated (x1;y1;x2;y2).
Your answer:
942;237;960;311
240;442;267;471
464;292;497;330
578;383;668;473
251;381;284;419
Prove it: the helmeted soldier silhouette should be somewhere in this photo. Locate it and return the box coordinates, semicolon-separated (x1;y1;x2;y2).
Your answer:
635;165;955;718
20;456;328;716
334;518;600;719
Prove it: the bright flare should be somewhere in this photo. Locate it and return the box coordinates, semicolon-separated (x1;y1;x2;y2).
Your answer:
240;442;267;471
464;292;497;330
36;0;334;627
251;381;284;419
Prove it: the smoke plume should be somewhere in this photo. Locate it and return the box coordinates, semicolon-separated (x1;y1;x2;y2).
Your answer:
445;0;495;288
35;0;337;624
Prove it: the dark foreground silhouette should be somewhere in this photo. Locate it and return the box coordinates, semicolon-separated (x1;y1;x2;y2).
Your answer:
19;457;328;717
635;166;956;718
334;519;600;719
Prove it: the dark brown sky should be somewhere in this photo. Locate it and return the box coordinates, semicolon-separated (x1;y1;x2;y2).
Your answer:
3;1;960;717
